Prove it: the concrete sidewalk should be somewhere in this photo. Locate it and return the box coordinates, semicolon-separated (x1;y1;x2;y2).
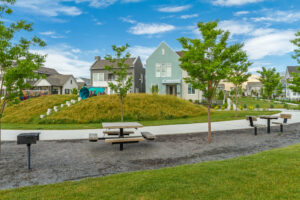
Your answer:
2;109;300;141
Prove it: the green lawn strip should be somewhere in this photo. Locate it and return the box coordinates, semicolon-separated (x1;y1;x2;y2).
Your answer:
1;144;300;199
2;110;279;130
236;97;298;109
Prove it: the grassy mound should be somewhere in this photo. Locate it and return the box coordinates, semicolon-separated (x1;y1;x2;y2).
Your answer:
1;144;299;199
2;95;76;123
42;94;207;124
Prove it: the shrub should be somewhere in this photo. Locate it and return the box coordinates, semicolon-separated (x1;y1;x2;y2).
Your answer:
243;104;247;109
230;105;233;110
151;85;159;94
239;105;243;111
214;105;219;110
194;100;200;104
221;106;225;110
224;103;228;108
249;106;254;111
189;99;193;103
71;88;78;95
217;90;224;100
283;103;289;109
256;104;260;109
270;104;274;108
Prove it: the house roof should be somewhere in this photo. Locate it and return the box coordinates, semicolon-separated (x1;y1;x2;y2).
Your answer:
36;67;59;75
176;51;184;57
90;57;137;70
287;66;300;74
46;74;74;86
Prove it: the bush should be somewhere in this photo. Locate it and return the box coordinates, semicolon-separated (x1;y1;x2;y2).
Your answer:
284;103;289;109
71;88;78;95
214;105;219;110
221;106;225;110
239;105;243;111
270;104;274;108
151;85;159;94
243;104;247;109
217;90;224;100
194;100;200;104
249;106;254;111
189;99;193;103
224;103;228;108
230;105;233;110
256;104;260;109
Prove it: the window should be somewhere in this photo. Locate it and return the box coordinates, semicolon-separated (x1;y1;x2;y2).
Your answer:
162;48;165;55
65;89;70;94
70;80;72;84
188;84;195;94
93;73;104;81
155;63;172;77
108;74;114;81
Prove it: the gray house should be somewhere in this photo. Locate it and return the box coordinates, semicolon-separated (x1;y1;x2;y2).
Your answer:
90;56;145;94
284;66;300;100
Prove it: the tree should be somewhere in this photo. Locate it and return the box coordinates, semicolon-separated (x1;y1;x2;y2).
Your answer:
178;21;245;143
0;0;46;152
104;44;133;122
257;67;281;108
71;88;78;95
151;85;159;94
227;51;252;117
288;30;300;94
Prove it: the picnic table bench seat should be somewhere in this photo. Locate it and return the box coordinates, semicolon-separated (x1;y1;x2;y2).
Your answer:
105;137;145;144
271;114;292;132
141;132;156;140
103;130;134;135
246;116;266;135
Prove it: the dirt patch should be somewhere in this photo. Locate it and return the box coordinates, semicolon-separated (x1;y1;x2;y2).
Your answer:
1;123;300;190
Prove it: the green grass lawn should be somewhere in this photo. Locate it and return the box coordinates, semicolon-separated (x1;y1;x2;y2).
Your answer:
235;97;298;109
2;110;279;129
1;144;299;199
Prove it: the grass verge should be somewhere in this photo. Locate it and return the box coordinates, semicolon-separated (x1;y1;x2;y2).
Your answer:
1;144;300;199
2;110;280;130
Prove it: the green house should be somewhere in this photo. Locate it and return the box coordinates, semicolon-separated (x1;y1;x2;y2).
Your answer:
146;42;202;101
146;42;182;96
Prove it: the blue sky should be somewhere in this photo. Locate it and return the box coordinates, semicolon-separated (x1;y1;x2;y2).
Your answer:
4;0;300;77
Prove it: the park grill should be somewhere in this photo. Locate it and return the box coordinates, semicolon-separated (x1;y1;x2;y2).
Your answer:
17;132;40;170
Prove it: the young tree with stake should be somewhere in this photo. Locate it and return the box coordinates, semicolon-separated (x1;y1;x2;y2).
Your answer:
227;50;252;117
257;67;281;108
178;21;246;143
0;0;46;152
104;44;133;122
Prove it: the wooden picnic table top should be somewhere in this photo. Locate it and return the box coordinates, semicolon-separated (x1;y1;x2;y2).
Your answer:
260;115;278;119
102;122;143;129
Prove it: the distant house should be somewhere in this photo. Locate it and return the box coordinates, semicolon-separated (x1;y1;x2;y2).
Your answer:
26;66;59;87
90;56;145;94
245;82;262;96
76;77;91;89
146;42;202;102
34;74;78;94
284;66;300;100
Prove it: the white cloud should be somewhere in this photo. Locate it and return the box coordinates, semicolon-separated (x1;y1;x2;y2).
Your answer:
180;14;198;19
121;0;143;2
213;0;264;6
32;44;92;77
128;45;156;64
15;0;82;17
234;11;250;16
219;20;254;36
243;30;295;60
129;23;175;35
120;16;136;24
39;31;56;36
74;0;117;8
157;5;191;13
251;10;300;23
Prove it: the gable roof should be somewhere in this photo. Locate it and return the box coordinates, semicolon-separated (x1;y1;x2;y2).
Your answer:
90;57;136;70
146;41;180;62
46;74;74;86
36;67;59;76
176;51;184;57
287;66;300;74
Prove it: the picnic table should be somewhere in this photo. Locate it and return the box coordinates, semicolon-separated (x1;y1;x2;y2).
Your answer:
102;122;143;151
260;115;279;133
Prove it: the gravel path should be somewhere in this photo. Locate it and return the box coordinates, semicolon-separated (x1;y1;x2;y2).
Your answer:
1;123;300;190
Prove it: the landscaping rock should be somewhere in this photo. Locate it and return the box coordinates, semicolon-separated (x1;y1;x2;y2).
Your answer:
40;115;45;119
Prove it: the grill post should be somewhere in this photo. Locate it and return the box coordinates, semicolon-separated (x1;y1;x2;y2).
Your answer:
27;144;31;170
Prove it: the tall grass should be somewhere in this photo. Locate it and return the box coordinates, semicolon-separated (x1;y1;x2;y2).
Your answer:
2;95;76;123
42;94;207;124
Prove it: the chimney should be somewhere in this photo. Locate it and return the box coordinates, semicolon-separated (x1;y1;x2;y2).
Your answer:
95;56;101;61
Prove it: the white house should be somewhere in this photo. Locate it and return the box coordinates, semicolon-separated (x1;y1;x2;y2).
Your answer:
285;66;300;100
34;74;78;94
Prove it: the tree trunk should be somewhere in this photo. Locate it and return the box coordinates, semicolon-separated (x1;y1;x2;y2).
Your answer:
207;102;212;143
120;95;124;122
235;87;238;117
0;100;6;154
268;96;270;110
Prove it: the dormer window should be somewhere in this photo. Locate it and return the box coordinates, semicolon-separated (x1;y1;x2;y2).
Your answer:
162;48;165;55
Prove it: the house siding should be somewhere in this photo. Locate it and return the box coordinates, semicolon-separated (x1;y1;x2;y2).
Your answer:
62;76;78;94
146;42;182;96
